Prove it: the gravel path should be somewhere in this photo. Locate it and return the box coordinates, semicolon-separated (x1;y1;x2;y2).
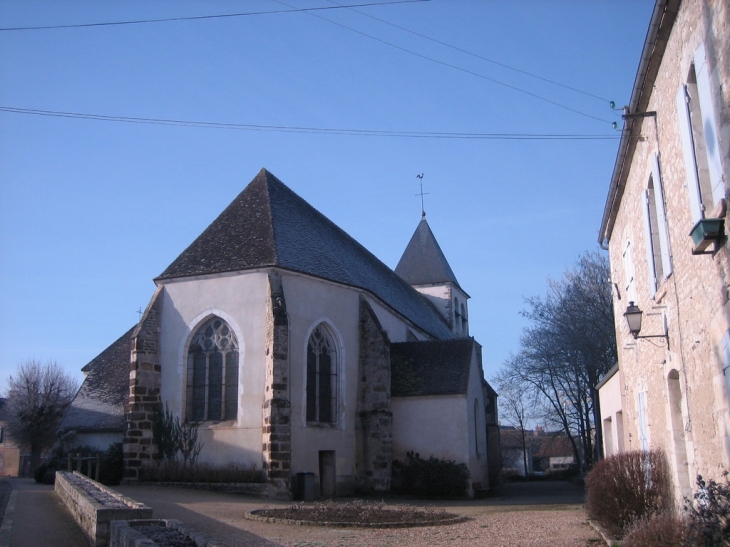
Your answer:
114;481;603;547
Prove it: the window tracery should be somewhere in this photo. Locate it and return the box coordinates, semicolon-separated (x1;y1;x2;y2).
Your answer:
187;317;239;422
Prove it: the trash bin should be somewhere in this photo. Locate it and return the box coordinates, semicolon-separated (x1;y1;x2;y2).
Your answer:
295;472;317;501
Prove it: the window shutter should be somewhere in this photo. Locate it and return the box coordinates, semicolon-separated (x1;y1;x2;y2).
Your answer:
676;85;703;223
623;239;636;303
651;154;672;277
643;190;658;297
694;43;725;205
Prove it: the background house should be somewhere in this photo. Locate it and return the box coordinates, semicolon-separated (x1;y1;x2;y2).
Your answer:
0;398;29;477
598;0;729;500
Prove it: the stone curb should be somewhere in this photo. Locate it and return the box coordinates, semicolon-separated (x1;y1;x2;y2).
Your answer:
110;518;225;547
587;519;622;547
245;510;469;528
0;489;17;547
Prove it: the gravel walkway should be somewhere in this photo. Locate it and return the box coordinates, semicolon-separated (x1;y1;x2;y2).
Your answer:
115;481;603;547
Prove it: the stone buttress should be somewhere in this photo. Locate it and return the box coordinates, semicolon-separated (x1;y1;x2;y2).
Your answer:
356;296;393;492
123;287;163;480
262;273;292;492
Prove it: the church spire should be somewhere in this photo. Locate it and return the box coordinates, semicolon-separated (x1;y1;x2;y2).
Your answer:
394;218;461;289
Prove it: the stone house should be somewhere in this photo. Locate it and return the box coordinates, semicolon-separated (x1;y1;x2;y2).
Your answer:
597;0;729;500
62;169;498;497
0;398;28;477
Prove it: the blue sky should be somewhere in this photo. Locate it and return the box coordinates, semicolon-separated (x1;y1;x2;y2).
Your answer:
0;0;654;392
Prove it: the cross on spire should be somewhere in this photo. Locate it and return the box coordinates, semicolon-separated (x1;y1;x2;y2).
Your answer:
416;173;428;218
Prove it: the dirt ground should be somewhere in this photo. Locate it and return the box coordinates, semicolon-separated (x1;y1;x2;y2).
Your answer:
114;480;604;547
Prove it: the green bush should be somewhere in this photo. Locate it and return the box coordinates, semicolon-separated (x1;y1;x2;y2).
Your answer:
585;450;673;539
684;473;730;547
392;451;470;499
622;513;688;547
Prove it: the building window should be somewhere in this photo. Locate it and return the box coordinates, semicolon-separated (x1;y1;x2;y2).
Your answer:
454;297;460;332
186;317;239;422
306;324;338;424
642;153;672;297
676;43;724;224
461;303;467;333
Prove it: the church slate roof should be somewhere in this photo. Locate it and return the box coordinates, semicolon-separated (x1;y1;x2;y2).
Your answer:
59;327;134;433
158;169;454;340
390;338;475;397
394;218;461;289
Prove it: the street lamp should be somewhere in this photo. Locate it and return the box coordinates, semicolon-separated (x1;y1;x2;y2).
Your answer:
623;301;669;348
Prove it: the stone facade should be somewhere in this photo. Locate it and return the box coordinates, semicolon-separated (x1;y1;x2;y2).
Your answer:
355;297;393;493
123;287;163;480
599;0;730;501
262;273;292;491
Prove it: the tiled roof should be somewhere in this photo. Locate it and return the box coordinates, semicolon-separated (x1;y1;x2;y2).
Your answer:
391;338;474;397
59;327;134;433
395;219;461;289
533;435;574;459
158;169;454;340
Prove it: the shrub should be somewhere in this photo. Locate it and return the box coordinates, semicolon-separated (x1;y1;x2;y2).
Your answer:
139;461;265;483
34;462;56;484
391;451;470;499
684;472;730;547
585;450;673;539
33;441;124;486
98;442;124;486
622;513;689;547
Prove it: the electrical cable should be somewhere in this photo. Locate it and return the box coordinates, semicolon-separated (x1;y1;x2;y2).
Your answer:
0;106;620;140
325;0;611;103
0;0;428;32
273;0;613;124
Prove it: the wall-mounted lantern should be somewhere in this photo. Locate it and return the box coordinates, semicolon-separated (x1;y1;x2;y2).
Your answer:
624;301;669;349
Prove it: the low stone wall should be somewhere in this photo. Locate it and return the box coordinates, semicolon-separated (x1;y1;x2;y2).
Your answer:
55;471;153;546
140;481;275;497
110;519;224;547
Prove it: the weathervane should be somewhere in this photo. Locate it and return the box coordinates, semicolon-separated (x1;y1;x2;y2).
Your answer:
416;173;428;218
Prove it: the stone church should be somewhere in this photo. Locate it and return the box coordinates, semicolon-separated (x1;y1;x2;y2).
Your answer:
61;168;498;497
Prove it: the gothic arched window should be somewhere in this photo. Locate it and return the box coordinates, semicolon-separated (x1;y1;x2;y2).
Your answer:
187;317;239;422
306;324;338;424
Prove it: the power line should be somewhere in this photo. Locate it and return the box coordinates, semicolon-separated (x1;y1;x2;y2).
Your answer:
0;106;619;140
276;0;614;124
326;0;612;103
0;0;428;32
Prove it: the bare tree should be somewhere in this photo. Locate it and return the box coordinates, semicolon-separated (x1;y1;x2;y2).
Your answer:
493;363;535;475
5;360;78;471
497;252;617;471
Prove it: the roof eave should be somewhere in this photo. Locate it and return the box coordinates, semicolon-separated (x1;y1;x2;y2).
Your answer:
599;0;680;246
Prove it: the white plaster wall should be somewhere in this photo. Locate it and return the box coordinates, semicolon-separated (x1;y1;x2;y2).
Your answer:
73;432;124;452
598;369;624;457
392;395;468;463
282;273;360;485
412;285;452;327
465;348;488;485
157;271;270;468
